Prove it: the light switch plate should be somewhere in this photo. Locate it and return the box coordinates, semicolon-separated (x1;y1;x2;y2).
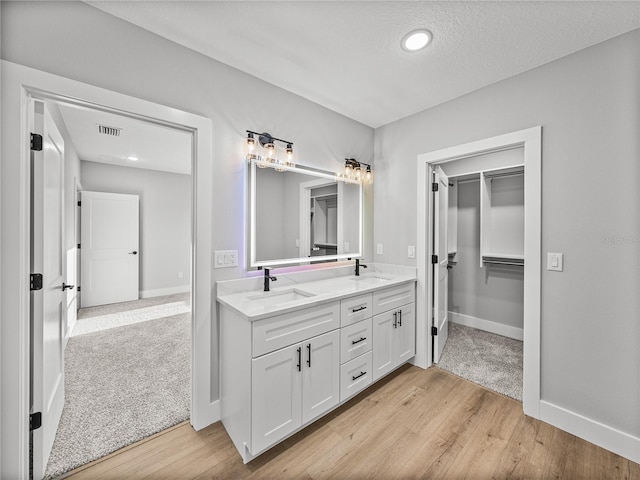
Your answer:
377;243;384;255
407;246;415;258
344;242;350;253
547;253;563;272
214;250;238;268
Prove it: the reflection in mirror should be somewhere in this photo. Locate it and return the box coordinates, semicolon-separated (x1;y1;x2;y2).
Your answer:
249;159;362;268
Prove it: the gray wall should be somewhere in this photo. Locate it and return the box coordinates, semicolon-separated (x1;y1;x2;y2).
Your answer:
374;30;639;437
80;161;191;296
448;180;524;329
0;0;374;407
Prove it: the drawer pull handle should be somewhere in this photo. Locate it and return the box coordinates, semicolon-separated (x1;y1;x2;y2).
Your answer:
351;337;367;345
306;343;311;368
393;312;398;328
352;306;367;313
297;347;302;372
352;371;367;381
398;309;402;327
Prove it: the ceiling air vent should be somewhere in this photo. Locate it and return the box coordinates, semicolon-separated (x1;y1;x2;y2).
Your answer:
97;124;122;137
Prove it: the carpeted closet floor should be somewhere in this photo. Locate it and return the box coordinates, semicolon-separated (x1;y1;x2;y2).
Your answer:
44;294;191;479
437;322;523;401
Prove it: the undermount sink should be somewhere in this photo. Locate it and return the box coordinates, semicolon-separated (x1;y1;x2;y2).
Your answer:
349;274;392;284
247;288;316;306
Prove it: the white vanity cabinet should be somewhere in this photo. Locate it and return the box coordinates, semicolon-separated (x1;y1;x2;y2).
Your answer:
251;329;340;454
219;279;416;463
372;284;416;380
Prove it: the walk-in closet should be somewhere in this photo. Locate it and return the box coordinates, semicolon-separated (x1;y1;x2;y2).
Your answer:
436;147;525;401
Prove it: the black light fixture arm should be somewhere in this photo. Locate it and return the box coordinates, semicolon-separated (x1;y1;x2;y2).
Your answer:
345;158;372;169
246;130;293;147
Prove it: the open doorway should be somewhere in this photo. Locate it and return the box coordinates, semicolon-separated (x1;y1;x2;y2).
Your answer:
431;153;525;401
30;97;193;479
416;126;542;419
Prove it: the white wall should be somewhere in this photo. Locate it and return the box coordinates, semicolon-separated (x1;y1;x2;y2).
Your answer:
0;4;374;472
375;29;639;443
80;161;191;297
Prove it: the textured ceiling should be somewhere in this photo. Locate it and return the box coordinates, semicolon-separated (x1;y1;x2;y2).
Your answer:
59;104;192;174
89;1;639;128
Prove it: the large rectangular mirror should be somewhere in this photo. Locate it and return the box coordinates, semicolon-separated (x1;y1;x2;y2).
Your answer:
249;158;362;268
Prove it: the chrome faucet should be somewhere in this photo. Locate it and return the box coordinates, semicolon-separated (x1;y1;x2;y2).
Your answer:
355;258;368;276
264;268;277;291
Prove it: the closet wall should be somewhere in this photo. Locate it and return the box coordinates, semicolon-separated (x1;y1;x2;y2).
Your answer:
448;179;524;338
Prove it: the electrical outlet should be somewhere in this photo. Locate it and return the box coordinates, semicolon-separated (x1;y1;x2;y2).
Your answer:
178;271;184;279
407;246;415;258
344;242;350;252
376;243;384;255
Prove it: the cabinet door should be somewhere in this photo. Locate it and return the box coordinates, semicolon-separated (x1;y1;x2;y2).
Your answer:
372;310;395;381
395;303;415;364
302;329;340;424
252;344;302;454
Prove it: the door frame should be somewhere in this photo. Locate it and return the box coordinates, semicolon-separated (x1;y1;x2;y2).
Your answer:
1;61;215;477
415;126;542;418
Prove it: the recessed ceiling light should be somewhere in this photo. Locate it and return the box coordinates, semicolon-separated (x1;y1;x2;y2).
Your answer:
401;29;433;52
126;155;139;161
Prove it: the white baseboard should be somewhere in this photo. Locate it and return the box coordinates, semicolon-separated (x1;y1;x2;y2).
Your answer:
191;400;220;431
449;311;523;341
139;285;190;299
540;400;640;464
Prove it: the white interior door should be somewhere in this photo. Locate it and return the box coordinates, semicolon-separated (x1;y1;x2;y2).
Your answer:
31;101;65;480
80;191;139;307
433;166;449;363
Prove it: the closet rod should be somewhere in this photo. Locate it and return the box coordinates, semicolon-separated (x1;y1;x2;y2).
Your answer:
483;170;524;180
483;259;524;267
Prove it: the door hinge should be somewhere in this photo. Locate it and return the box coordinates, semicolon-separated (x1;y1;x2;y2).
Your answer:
432;182;438;192
77;243;81;249
77;286;81;292
30;412;42;431
431;326;438;336
30;133;43;151
431;255;438;264
30;273;43;291
77;200;81;207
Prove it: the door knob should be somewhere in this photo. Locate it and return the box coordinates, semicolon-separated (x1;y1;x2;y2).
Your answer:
62;283;74;291
129;251;138;255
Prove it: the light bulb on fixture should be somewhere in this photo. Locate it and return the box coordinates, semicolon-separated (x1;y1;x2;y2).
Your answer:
285;143;294;166
246;132;255;152
345;162;353;178
365;165;373;184
265;142;276;163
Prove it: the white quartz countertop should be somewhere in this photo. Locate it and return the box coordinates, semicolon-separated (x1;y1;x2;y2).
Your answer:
216;266;416;321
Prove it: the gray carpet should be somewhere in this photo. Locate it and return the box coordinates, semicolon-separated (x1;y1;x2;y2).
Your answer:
437;322;523;401
44;297;191;479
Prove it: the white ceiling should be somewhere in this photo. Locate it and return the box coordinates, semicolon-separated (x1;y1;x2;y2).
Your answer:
88;1;640;128
58;103;192;175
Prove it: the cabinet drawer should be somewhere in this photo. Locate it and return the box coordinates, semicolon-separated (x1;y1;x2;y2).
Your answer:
340;351;373;402
372;283;415;315
252;303;340;357
340;318;373;363
340;293;373;327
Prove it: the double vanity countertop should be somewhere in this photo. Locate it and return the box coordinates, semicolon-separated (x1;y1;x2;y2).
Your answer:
216;263;417;321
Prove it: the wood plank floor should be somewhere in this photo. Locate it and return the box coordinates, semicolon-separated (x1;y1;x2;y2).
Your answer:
63;366;639;480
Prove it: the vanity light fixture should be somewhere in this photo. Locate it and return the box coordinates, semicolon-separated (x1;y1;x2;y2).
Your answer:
344;158;373;184
401;29;433;52
245;130;294;169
